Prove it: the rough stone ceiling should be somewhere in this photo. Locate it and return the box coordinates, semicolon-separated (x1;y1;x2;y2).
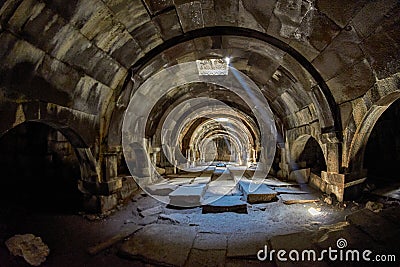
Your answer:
0;0;399;156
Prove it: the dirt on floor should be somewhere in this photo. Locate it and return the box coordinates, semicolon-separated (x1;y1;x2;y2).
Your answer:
0;187;374;267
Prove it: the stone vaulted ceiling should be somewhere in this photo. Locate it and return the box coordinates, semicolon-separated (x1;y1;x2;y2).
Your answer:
0;0;399;202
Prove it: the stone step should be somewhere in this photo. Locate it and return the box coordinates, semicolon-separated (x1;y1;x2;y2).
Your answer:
168;184;207;207
202;196;247;214
238;180;277;203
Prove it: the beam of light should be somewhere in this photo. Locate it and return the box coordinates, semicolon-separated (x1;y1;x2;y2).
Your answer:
225;57;231;65
215;117;229;122
308;207;321;216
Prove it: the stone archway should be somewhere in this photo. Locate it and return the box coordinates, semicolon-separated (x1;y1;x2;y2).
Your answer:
347;92;400;174
0;121;85;212
290;134;327;174
363;98;400;183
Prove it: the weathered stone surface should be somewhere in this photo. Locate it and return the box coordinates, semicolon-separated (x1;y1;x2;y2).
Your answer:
227;232;268;258
5;234;50;266
241;0;275;31
119;224;197;266
130;21;163;53
238;0;265;32
154;9;182;40
192;176;212;184
193;232;228;250
143;0;173;15
106;0;150;32
110;36;142;68
202;196;247;214
273;187;308;194
175;1;204;32
279;193;318;204
308;10;340;52
316;0;367;28
239;181;277;204
346;209;400;244
146;182;178;196
214;0;239;26
169;184;207;206
270;232;328;267
327;59;375;104
139;205;163;217
99;194;118;212
361;13;400;80
262;178;297;187
185;249;226;267
316;224;388;257
351;0;398;39
289;168;310;183
168;178;194;185
312;28;363;80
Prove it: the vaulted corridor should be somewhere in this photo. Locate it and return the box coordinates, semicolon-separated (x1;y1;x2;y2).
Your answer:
0;0;399;266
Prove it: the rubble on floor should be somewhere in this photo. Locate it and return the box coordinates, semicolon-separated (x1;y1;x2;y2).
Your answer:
5;234;50;266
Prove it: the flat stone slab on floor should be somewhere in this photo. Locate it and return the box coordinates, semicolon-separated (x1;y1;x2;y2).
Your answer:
192;176;212;184
145;183;178;196
202;196;247;214
169;184;207;206
205;180;239;197
273;187;309;194
227;232;269;258
168;178;195;185
261;178;299;187
119;224;197;266
193;232;228;250
279;193;319;203
346;208;400;245
238;181;277;203
269;232;329;267
185;249;226;267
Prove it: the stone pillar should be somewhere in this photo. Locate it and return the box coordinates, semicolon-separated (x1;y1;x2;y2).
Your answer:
325;143;340;173
321;171;345;202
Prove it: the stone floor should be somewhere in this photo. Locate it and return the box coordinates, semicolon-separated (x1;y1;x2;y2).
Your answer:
1;169;400;266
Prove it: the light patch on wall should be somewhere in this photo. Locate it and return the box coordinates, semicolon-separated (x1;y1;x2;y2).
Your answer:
196;59;229;76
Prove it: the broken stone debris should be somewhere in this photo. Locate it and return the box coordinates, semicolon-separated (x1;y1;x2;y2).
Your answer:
5;234;50;266
365;201;384;213
139;205;163;217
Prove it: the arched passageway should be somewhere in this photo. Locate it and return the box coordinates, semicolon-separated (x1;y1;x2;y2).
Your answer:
291;135;327;177
364;99;400;187
0;122;83;213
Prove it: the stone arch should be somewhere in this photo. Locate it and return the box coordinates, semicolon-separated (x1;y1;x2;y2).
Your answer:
0;121;85;212
0;102;99;184
128;26;342;138
347;91;400;173
290;134;327;175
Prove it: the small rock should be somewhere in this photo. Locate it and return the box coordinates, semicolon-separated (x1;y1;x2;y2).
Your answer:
5;234;50;266
365;201;384;213
323;196;332;205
